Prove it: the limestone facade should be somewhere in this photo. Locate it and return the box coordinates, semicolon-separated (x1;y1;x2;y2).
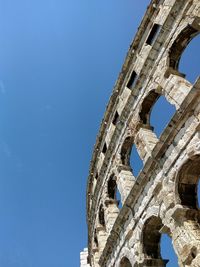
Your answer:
81;0;200;266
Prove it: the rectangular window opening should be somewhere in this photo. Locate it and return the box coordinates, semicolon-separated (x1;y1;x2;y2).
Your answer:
127;71;138;90
146;23;161;46
112;111;119;125
102;143;107;154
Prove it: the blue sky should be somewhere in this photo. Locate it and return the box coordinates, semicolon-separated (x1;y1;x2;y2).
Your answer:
0;1;199;266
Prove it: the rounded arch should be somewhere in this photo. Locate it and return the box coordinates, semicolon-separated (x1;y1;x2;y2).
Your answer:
168;23;200;71
139;89;176;137
120;136;143;176
119;257;132;267
116;247;134;267
121;136;133;166
139;90;160;125
141;215;179;266
142;216;163;259
176;155;200;209
107;174;122;208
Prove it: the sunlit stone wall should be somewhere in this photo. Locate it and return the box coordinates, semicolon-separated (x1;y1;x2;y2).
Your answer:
82;0;200;266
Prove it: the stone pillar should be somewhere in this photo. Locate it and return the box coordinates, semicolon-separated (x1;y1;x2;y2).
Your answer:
135;126;158;163
96;225;107;253
92;251;100;267
171;208;200;266
162;74;192;110
116;165;135;204
104;199;119;232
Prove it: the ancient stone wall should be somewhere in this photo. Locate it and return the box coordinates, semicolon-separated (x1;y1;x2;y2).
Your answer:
81;0;200;266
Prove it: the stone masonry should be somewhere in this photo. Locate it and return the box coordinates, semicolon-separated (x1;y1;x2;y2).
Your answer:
81;0;200;266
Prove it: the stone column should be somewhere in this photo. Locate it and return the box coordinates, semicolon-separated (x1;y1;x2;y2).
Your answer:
116;165;136;204
96;225;107;254
171;208;200;266
92;253;100;267
135;125;158;163
162;74;192;110
104;199;119;232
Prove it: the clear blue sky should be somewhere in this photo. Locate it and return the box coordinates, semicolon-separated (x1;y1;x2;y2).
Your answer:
0;1;199;266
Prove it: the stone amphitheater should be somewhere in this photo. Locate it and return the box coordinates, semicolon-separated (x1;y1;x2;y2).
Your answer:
80;0;200;266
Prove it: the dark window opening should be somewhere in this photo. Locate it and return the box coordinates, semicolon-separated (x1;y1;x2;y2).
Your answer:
150;95;176;137
94;230;98;248
127;71;138;90
146;24;161;45
102;143;107;154
99;204;105;227
130;144;143;177
108;177;117;200
112;111;119;126
178;156;200;209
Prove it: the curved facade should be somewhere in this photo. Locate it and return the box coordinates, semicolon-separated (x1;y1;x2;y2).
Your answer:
81;0;200;266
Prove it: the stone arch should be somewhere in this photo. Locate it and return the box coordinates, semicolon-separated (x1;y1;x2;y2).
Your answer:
119;257;132;267
107;174;122;208
168;22;200;71
139;90;160;126
139;89;176;132
121;136;134;166
116;247;134;267
120;136;143;175
142;216;163;259
176;155;200;209
139;216;174;267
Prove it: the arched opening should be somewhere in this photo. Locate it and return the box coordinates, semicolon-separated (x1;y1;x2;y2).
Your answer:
142;216;178;266
99;204;105;227
150;95;176;137
107;176;122;209
161;234;179;267
139;91;176;137
119;256;132;267
121;137;143;177
179;34;200;83
139;90;160;125
168;24;199;72
143;216;163;259
121;137;133;166
130;144;143;177
177;156;200;209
